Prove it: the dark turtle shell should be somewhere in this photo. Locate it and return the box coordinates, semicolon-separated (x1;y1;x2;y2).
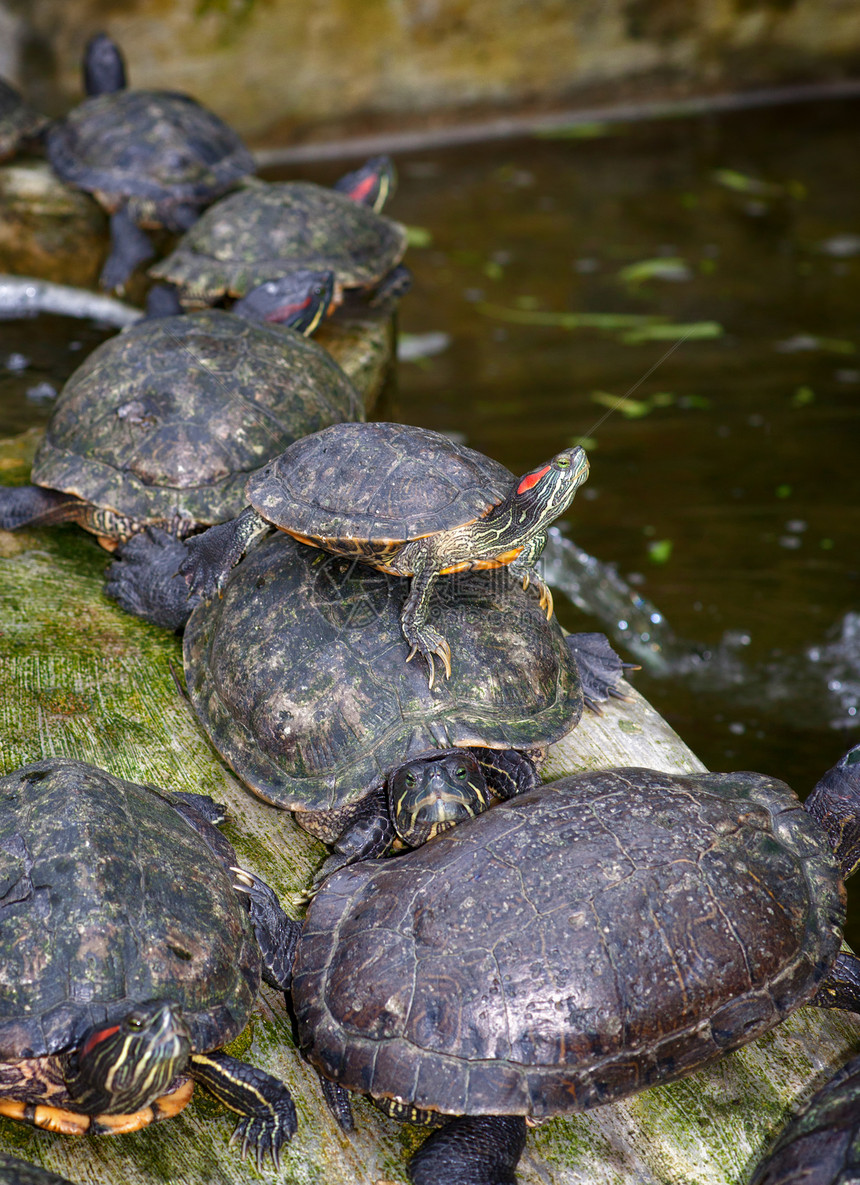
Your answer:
294;767;844;1118
31;309;363;533
150;180;408;304
0;759;259;1060
247;421;513;548
0;1153;77;1185
46;90;254;227
0;78;49;162
183;532;582;814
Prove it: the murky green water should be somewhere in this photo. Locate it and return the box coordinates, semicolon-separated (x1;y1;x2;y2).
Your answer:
2;98;858;812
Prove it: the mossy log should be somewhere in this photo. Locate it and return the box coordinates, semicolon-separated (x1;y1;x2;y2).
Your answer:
1;427;859;1185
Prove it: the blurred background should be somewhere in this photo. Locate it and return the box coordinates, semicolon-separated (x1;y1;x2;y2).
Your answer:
1;0;859;793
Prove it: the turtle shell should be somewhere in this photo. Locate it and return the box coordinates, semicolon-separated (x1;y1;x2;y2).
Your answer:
150;180;408;304
183;532;582;814
294;767;844;1118
46;90;254;226
0;759;259;1060
31;309;363;532
0;78;48;162
246;421;513;548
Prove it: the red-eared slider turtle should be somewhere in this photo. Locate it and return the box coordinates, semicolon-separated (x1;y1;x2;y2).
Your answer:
0;758;296;1164
106;530;626;875
0;270;361;553
149;166;409;310
235;744;860;1184
177;421;590;685
46;33;255;290
0;78;49;162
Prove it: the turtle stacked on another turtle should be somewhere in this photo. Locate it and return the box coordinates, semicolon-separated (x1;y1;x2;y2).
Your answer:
46;33;255;290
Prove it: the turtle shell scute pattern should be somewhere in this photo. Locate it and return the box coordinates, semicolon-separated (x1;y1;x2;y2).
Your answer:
247;421;513;544
31;310;363;530
295;768;845;1118
46;90;254;224
151;180;408;301
183;532;582;813
0;758;260;1060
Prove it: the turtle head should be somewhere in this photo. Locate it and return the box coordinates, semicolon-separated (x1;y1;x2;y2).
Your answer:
511;446;590;530
233;270;336;336
805;742;860;880
67;1000;192;1116
387;750;492;848
83;33;127;98
332;155;396;213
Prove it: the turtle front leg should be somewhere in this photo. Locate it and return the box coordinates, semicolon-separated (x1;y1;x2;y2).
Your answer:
472;747;540;801
313;790;396;887
408;1114;527;1185
188;1051;296;1169
508;532;553;619
232;868;301;992
401;564;451;688
811;951;860;1014
179;506;271;600
101;204;155;291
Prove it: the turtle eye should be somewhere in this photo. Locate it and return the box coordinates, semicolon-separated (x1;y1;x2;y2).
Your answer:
456;767;468;779
127;1016;144;1031
556;456;570;468
404;773;416;787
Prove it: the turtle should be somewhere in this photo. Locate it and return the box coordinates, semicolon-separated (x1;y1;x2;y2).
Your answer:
0;758;296;1165
232;741;860;1184
0;1153;78;1185
105;528;628;876
0;269;362;555
46;33;255;291
174;421;590;685
748;1049;860;1185
149;165;410;310
0;78;49;162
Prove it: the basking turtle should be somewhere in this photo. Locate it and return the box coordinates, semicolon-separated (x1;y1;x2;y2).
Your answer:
237;743;860;1184
0;758;296;1164
149;166;409;309
176;421;590;684
0;78;49;162
106;530;625;873
46;33;255;290
0;270;361;551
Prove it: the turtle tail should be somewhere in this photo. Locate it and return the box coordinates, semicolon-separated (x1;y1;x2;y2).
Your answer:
0;485;85;531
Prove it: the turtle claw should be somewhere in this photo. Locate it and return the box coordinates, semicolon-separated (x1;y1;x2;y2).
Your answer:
537;578;554;620
404;628;452;687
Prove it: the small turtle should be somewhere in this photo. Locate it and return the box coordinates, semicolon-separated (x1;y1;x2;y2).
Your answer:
0;78;49;162
238;742;860;1184
149;163;409;310
0;758;296;1164
46;33;255;290
176;421;590;685
0;270;361;555
106;530;626;874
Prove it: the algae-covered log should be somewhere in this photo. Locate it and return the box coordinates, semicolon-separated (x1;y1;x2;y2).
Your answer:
1;427;859;1185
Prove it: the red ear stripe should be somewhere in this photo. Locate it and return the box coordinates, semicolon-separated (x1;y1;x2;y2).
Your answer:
348;174;377;204
81;1024;121;1059
517;464;551;494
266;295;310;323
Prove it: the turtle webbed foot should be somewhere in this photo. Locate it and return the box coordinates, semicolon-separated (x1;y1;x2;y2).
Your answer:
105;527;199;631
405;625;452;689
566;632;639;714
190;1050;296;1171
178;507;268;600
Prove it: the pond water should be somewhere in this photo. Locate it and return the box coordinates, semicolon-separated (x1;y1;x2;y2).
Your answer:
2;96;859;901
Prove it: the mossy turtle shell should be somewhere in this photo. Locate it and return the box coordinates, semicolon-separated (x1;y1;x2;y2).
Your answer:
0;78;48;162
294;768;845;1118
46;90;254;225
0;759;259;1060
30;310;363;531
183;533;582;814
150;180;408;304
247;421;513;545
